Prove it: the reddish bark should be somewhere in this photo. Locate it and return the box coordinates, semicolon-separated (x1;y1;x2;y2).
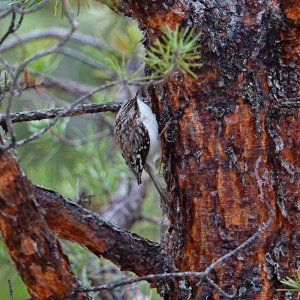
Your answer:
0;150;90;300
0;1;299;299
105;0;300;299
33;185;169;277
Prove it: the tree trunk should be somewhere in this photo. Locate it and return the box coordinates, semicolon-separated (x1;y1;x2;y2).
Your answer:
108;0;300;299
0;1;299;299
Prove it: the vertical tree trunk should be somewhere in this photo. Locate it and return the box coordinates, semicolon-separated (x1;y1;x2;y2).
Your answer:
1;1;298;299
108;0;300;298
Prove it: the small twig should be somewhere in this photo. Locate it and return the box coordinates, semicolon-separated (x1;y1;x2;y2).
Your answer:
12;81;120;148
0;27;108;53
8;278;13;300
3;0;78;147
77;271;236;298
0;12;18;47
57;47;110;71
78;272;203;291
19;71;97;96
205;276;236;298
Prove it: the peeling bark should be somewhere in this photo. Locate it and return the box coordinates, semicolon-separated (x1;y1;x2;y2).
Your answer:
0;150;90;300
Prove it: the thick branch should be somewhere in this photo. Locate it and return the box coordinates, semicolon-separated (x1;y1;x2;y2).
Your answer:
33;185;167;277
0;150;90;300
0;102;121;131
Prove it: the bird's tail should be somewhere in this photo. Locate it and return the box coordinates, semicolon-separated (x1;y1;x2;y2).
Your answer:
145;163;168;205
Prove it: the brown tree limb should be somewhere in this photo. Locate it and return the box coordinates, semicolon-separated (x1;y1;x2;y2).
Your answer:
0;149;90;300
33;185;169;277
0;102;121;131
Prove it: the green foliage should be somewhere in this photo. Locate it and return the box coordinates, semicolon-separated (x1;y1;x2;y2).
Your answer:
0;2;164;299
22;40;62;73
145;25;202;78
278;269;300;293
105;54;144;81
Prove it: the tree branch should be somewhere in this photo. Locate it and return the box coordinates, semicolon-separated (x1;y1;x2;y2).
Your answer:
3;0;79;147
0;102;121;130
0;149;90;300
77;272;236;299
33;185;167;277
0;12;24;47
12;81;120;148
0;27;109;53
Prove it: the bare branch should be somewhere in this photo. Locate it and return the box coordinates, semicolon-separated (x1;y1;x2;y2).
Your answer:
57;47;110;70
15;81;120;147
53;129;111;146
77;272;236;299
8;279;13;300
22;71;97;96
3;0;79;147
0;27;109;53
0;101;121;129
33;185;166;277
0;12;24;47
278;101;300;108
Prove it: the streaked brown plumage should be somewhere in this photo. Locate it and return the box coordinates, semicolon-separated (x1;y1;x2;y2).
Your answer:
114;94;167;203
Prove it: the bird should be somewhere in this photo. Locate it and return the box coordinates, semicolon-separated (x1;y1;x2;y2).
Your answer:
114;93;168;204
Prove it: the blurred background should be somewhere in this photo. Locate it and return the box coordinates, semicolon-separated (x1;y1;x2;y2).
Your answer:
0;1;163;299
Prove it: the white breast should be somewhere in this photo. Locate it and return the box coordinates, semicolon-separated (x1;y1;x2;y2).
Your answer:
137;98;160;162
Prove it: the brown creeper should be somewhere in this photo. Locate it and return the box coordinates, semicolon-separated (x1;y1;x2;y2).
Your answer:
114;94;168;204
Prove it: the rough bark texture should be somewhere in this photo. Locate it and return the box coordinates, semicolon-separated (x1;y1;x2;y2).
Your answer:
105;0;300;299
0;1;299;299
0;102;120;130
34;185;169;277
0;150;90;300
